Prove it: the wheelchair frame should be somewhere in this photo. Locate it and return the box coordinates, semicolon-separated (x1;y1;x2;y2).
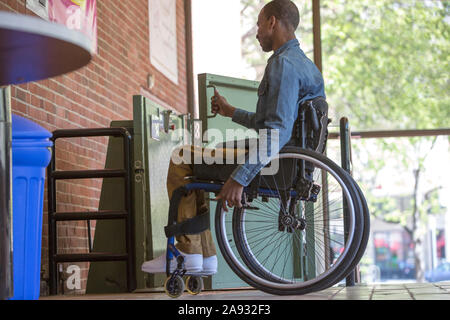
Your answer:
162;99;340;297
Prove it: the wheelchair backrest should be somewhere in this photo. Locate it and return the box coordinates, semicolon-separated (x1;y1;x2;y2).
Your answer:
291;97;330;154
259;97;329;190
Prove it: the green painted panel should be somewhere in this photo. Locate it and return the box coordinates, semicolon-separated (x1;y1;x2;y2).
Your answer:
198;73;259;147
198;73;259;289
133;96;186;289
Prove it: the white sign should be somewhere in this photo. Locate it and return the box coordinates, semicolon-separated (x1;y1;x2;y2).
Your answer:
148;0;178;85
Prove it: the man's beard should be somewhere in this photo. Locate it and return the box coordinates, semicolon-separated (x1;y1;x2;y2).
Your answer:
259;38;273;52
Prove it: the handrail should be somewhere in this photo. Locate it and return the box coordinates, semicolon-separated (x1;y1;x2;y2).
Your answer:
47;127;135;295
329;128;450;139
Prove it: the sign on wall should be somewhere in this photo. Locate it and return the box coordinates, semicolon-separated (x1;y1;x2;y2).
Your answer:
148;0;179;85
26;0;97;54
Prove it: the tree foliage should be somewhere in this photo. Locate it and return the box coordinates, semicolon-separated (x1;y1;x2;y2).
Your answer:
241;0;449;130
321;0;450;130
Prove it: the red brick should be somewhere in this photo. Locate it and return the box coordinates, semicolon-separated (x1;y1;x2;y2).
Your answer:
6;0;189;294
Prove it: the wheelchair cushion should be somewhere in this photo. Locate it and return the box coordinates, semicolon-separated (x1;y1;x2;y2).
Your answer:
193;162;239;182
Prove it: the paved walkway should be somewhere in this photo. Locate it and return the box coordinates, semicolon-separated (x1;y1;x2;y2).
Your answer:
40;281;450;300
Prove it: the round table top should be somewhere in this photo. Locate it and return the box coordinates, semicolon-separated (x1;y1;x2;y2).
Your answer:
0;11;93;86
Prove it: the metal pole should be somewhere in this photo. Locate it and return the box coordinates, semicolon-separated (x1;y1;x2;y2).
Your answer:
0;86;13;300
123;132;136;292
312;0;323;72
328;128;450;140
340;117;356;286
184;0;197;118
313;0;333;272
47;135;58;295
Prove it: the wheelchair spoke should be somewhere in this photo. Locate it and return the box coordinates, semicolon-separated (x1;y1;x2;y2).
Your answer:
215;148;366;295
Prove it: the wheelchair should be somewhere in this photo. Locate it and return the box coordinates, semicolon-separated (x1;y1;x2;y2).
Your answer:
162;98;370;297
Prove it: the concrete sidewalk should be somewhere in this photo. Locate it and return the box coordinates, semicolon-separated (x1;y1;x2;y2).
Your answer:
40;281;450;300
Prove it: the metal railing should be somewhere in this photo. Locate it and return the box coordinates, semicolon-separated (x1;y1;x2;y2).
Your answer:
47;127;136;295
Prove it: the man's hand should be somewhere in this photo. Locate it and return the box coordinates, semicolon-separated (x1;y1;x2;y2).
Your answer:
215;177;244;212
211;89;236;118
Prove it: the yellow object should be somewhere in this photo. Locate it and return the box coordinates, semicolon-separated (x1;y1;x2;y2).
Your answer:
70;0;86;11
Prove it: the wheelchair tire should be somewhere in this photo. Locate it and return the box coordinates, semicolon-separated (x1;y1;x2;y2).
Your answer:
290;171;371;292
325;173;370;288
234;171;370;292
215;147;365;295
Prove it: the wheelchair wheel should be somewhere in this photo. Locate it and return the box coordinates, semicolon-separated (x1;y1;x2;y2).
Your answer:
186;276;204;295
236;172;370;292
164;275;185;298
326;174;370;287
215;147;366;295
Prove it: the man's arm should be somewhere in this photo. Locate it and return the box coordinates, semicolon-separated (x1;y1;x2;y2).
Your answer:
230;56;300;187
231;109;257;130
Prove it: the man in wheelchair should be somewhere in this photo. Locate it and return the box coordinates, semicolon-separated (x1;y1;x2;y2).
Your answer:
142;0;327;276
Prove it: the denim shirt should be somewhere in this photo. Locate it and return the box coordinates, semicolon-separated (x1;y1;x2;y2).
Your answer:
230;38;326;187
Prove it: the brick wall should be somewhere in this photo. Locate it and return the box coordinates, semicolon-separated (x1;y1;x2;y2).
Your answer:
1;0;188;294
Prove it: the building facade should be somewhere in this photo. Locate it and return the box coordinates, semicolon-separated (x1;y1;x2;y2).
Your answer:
1;0;190;294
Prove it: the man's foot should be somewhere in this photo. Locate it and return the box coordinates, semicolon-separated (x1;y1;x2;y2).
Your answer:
202;255;218;274
141;251;203;274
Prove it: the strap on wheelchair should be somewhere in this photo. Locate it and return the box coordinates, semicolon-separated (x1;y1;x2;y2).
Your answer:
164;185;210;238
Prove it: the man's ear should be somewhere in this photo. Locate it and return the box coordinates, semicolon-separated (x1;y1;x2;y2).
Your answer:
268;15;277;30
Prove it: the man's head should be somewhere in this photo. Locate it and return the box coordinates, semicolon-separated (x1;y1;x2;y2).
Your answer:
256;0;300;52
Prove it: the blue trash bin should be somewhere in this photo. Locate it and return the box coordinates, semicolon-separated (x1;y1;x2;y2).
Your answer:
10;115;52;300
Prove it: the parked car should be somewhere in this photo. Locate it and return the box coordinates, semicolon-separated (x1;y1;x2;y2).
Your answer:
425;261;450;282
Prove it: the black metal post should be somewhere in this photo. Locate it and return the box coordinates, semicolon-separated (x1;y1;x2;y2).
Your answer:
47;134;58;295
0;86;13;300
340;117;356;287
122;130;136;293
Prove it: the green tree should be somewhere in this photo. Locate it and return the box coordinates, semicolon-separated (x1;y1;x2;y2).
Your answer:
321;0;450;130
320;0;449;282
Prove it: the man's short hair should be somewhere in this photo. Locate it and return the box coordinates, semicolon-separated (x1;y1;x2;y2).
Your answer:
263;0;300;31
